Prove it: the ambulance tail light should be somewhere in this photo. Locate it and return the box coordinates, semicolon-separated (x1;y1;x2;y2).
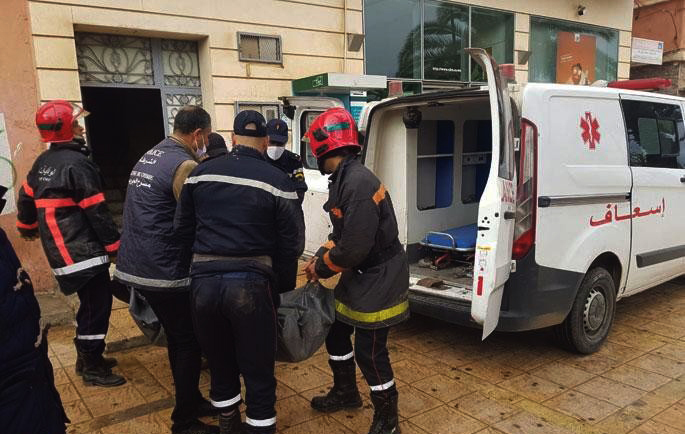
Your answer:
512;118;538;260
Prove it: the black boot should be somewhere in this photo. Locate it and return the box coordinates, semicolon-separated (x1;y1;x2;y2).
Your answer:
172;419;219;434
311;360;363;413
368;387;400;434
73;338;118;375
218;410;243;434
76;348;126;387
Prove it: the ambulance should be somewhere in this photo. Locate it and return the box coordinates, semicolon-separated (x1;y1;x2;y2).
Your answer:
282;49;685;354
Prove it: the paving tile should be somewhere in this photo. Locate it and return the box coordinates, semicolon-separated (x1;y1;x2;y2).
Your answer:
83;385;146;418
396;385;443;419
576;376;646;407
563;354;621;375
653;342;685;363
451;391;520;424
491;349;565;372
630;419;685;434
604;364;672;392
596;341;648;364
53;367;71;386
544;390;619;424
498;373;563;402
653;401;685;430
392;358;437;384
275;364;331;393
276;380;297;400
493;411;574;434
412;374;473;403
594;389;680;434
473;383;524;405
127;367;170;402
398;420;430;433
329;396;374;433
56;382;80;403
63;399;92;424
628;353;685;378
100;413;170;434
395;332;452;354
459;359;524;384
426;346;474;368
409;404;485;434
652;377;685;402
635;321;685;340
274;395;321;431
608;329;672;352
533;361;595;388
281;416;350;433
65;367;111;399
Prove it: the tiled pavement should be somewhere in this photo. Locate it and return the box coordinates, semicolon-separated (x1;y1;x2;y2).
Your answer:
46;272;685;434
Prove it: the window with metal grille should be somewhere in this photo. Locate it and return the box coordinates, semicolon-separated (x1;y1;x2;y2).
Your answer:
238;32;282;64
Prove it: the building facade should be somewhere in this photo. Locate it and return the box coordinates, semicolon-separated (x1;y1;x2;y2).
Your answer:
1;0;634;291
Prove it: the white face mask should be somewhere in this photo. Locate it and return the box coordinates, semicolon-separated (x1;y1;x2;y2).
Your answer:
267;146;285;160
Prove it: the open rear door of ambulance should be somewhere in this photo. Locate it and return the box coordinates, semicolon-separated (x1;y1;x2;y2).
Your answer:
466;48;517;339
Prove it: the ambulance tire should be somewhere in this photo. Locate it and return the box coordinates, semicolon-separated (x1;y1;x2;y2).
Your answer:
554;267;616;354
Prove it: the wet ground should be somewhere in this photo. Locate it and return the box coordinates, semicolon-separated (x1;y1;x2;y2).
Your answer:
47;274;685;434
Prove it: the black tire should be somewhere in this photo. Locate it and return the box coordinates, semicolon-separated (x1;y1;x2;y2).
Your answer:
554;267;616;354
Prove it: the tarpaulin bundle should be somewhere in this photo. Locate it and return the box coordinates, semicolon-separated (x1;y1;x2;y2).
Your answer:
276;282;335;362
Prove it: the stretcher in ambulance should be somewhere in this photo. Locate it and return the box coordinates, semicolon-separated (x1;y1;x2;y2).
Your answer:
284;49;685;354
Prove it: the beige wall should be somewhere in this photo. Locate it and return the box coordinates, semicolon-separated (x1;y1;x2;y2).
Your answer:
28;0;363;137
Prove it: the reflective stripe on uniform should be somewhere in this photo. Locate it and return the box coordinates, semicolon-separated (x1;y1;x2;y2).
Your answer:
52;255;109;276
16;221;38;230
105;240;120;253
22;181;34;197
329;351;354;361
246;416;277;427
185;174;298;200
211;393;241;408
78;192;106;208
323;251;346;273
76;334;106;340
335;300;409;324
373;185;387;205
370;379;395;392
113;269;191;288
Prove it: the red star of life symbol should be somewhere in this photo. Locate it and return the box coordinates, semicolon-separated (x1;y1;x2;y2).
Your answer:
580;111;600;150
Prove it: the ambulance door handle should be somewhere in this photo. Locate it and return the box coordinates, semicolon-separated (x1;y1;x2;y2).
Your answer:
680;175;685;183
503;211;515;220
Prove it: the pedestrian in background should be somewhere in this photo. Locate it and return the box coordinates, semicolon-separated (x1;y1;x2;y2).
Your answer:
265;119;307;205
16;100;125;387
176;110;305;434
204;132;229;161
114;106;218;434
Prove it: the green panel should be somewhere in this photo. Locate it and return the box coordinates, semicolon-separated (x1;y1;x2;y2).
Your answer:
292;73;329;93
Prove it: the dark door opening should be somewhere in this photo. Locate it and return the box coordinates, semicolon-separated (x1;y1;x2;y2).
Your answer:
82;87;165;227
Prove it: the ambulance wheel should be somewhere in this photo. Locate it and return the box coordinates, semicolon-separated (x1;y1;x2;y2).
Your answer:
554;267;616;354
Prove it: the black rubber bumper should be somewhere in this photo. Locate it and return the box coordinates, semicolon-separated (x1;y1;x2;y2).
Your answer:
409;247;585;332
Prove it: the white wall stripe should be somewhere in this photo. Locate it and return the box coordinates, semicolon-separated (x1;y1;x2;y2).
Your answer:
211;393;242;408
76;334;106;340
329;351;354;361
369;379;395;392
185;174;298;200
246;416;277;427
52;255;109;276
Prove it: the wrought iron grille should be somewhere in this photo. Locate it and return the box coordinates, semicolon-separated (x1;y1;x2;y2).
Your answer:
166;93;203;132
161;39;201;87
76;33;153;85
238;32;282;64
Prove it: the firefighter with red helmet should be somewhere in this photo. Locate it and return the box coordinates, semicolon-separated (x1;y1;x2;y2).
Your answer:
16;100;125;387
304;108;409;434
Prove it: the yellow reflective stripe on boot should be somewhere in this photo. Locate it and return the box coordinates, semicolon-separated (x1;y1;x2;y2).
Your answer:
335;300;409;324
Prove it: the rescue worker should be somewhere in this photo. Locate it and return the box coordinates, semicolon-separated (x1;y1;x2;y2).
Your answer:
175;110;305;434
304;108;409;434
114;106;218;434
264;119;307;205
205;132;228;160
16;100;125;387
1;183;69;434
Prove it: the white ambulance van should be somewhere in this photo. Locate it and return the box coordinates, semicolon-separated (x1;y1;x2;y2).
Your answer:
283;49;685;354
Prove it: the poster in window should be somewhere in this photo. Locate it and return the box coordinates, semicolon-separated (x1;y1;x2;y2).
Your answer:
556;31;596;85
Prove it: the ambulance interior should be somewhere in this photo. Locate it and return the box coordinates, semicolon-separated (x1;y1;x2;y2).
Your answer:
364;93;495;290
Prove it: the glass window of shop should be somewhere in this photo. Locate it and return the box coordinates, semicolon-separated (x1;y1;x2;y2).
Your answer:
364;0;513;82
529;17;618;84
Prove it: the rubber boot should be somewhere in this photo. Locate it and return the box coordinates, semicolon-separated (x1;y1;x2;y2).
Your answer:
75;354;117;375
77;347;126;387
368;387;400;434
311;360;363;413
218;410;244;434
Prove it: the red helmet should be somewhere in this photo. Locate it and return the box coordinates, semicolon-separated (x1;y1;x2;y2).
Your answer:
305;108;361;160
35;100;85;143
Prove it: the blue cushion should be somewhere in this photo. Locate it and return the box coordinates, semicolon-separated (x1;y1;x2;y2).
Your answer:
423;224;478;250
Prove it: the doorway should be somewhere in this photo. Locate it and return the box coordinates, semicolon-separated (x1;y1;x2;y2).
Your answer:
82;87;166;227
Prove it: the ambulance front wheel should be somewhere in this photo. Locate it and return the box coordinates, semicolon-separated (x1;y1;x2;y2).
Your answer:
554;267;616;354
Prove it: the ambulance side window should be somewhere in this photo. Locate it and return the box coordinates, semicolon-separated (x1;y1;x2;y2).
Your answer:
621;100;685;169
300;111;323;169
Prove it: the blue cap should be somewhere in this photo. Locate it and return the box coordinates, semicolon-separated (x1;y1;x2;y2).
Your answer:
266;118;289;144
234;110;267;137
